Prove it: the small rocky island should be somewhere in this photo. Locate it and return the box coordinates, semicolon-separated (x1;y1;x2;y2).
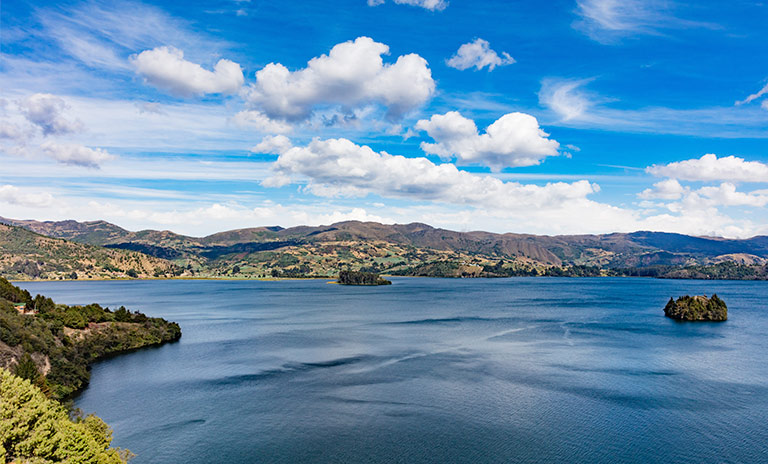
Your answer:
663;294;728;321
337;270;392;286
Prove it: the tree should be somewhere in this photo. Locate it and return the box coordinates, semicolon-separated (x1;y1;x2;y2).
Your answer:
0;368;129;463
338;270;391;285
14;353;39;382
113;306;132;322
34;294;56;313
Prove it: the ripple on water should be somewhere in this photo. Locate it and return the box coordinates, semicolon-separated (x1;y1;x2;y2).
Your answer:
13;277;768;464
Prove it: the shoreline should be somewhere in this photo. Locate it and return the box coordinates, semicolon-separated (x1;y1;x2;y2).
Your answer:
11;274;768;283
9;276;337;283
67;336;181;401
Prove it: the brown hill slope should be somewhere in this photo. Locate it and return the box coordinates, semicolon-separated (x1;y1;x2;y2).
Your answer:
0;223;182;280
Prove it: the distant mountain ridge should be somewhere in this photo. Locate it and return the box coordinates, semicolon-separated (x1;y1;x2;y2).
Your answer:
3;216;767;262
1;216;767;280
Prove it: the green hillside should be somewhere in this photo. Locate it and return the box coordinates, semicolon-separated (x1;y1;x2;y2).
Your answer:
0;277;181;399
0;223;184;280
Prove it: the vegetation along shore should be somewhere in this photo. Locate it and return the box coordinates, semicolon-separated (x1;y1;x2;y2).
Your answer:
0;276;181;462
0;277;181;399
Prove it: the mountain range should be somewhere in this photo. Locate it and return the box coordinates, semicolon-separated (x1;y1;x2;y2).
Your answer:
1;216;767;280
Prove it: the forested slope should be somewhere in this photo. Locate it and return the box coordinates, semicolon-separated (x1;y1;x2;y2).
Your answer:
0;277;181;399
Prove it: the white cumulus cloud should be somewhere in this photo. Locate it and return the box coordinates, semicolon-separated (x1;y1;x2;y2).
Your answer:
0;184;56;208
415;111;560;170
252;135;293;155
647;154;768;183
0;122;29;141
262;137;594;210
232;110;293;134
39;142;114;168
241;37;435;122
446;39;515;71
17;93;83;135
694;183;768;207
639;179;687;200
131;46;244;97
640;182;768;208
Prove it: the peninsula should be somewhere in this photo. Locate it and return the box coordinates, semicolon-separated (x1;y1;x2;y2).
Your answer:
0;276;181;463
0;276;181;399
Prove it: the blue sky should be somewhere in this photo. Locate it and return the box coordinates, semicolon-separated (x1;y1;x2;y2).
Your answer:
1;0;768;237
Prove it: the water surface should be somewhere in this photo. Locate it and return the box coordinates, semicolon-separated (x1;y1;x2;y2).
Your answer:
18;277;768;463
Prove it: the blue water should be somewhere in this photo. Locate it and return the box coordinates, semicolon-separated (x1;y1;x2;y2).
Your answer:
16;277;768;463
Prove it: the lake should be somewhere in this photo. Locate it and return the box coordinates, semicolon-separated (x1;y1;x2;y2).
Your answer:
17;277;768;463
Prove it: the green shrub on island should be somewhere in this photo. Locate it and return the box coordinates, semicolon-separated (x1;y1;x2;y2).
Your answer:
338;270;392;286
663;294;728;321
0;368;132;464
0;277;181;399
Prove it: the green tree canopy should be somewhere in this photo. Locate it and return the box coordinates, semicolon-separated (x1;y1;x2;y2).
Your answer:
0;368;130;463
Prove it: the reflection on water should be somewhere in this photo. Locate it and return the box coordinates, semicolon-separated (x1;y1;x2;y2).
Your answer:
19;277;768;464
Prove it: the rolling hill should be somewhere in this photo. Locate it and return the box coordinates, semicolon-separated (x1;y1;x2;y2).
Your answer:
0;223;182;280
2;216;768;280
